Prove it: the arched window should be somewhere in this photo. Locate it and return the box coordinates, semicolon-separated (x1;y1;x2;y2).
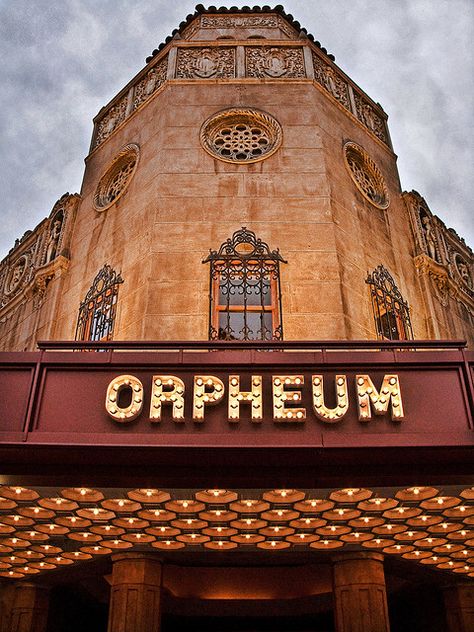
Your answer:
75;265;123;342
203;227;286;341
366;265;413;340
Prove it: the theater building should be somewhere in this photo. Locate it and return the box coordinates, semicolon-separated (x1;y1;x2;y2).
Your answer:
0;5;473;631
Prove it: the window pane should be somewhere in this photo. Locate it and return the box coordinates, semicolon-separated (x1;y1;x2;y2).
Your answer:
218;311;273;340
219;274;271;306
378;312;399;340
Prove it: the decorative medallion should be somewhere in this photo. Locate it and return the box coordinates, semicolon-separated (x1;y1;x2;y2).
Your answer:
93;144;139;211
94;96;128;148
246;47;305;78
312;52;350;109
176;47;235;79
343;142;389;209
200;108;282;163
133;57;167;109
353;93;388;144
5;256;28;295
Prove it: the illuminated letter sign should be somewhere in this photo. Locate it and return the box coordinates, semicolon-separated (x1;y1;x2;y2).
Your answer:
193;375;225;421
272;375;306;421
105;375;144;422
150;375;185;421
356;374;404;421
312;375;349;423
105;372;405;425
228;375;263;422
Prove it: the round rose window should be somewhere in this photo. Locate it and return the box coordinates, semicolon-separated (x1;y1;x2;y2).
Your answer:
344;142;389;209
93;144;139;211
200;108;282;164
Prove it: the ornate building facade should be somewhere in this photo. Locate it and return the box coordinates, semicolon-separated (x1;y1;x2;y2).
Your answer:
0;6;472;632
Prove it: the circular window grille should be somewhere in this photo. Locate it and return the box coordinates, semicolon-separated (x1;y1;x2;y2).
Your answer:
343;142;389;209
93;144;139;211
200;108;282;164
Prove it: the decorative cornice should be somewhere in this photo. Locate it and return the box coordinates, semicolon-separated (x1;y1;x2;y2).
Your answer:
91;39;390;153
414;254;473;311
145;5;336;64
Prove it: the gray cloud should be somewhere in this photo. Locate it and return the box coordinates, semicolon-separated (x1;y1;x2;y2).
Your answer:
1;0;472;258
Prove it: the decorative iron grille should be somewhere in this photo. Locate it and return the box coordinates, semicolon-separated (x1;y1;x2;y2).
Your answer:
75;265;123;342
366;265;413;340
203;227;286;341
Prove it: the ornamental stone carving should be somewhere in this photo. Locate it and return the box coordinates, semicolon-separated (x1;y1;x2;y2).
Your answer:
419;210;440;262
176;47;235;79
246;47;305;78
45;214;63;264
312;52;350;109
200;108;282;164
201;15;279;28
95;97;128;148
277;15;299;39
455;255;472;290
93;144;139;211
6;256;28;295
343;142;389;209
353;93;387;144
414;254;450;307
133;57;167;109
0;193;79;317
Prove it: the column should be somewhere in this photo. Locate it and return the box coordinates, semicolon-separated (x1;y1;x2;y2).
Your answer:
9;583;50;632
332;552;390;632
442;583;474;632
107;553;163;632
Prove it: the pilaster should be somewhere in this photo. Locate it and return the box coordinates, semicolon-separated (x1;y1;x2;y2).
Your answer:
332;552;390;632
10;583;50;632
442;583;474;632
107;553;163;632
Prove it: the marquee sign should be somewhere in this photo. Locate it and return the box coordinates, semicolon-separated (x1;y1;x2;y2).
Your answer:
105;373;404;423
0;343;472;451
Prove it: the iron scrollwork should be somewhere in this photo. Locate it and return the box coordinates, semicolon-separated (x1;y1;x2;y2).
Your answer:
366;265;413;341
75;264;123;342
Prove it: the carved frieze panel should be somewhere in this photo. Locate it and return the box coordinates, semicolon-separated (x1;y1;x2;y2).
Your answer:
353;92;388;144
181;20;200;40
176;47;236;79
201;15;279;28
133;57;167;109
278;15;299;39
94;96;128;148
246;47;305;78
312;52;350;109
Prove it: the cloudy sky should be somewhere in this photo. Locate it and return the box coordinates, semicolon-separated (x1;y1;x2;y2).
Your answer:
0;0;473;258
